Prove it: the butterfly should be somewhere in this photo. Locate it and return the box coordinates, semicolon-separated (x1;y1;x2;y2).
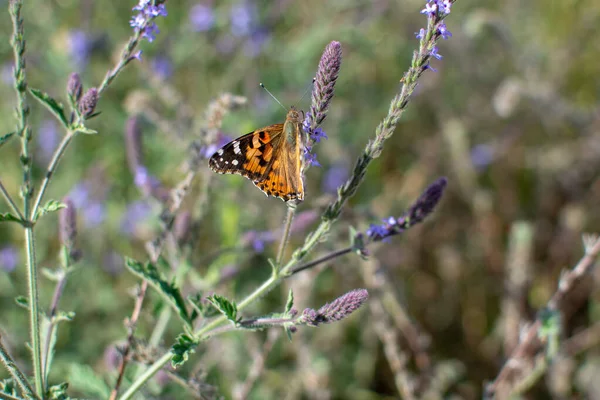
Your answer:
208;106;305;202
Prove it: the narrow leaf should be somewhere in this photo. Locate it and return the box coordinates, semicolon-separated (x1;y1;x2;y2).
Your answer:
0;212;23;225
15;296;29;309
68;363;111;398
125;258;191;326
285;289;294;314
72;124;97;135
34;200;67;221
0;132;14;148
29;88;69;128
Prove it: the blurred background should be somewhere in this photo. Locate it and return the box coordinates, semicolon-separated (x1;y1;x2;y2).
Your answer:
1;0;600;398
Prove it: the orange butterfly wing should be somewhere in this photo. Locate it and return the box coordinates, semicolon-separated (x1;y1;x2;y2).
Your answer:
209;111;304;202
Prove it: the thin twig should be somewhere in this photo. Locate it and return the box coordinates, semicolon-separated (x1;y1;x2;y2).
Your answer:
487;234;600;397
0;179;24;221
42;272;68;391
276;204;297;267
0;334;39;400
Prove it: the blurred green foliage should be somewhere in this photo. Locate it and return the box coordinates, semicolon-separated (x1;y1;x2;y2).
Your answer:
1;0;600;399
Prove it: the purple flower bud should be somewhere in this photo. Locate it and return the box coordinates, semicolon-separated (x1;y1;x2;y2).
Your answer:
301;289;369;326
67;72;83;103
79;87;98;118
407;177;447;224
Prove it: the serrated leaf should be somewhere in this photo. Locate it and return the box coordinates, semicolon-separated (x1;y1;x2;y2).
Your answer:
72;124;97;135
29;88;69;128
0;132;15;148
0;212;23;225
67;363;110;398
125;258;191;326
285;289;294;314
15;296;29;309
47;382;70;400
207;294;238;323
187;293;204;322
171;334;198;368
34;200;66;221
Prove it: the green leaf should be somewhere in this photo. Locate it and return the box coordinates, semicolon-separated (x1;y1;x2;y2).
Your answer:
125;258;191;326
171;333;198;368
46;382;70;400
29;88;69;128
34;200;67;221
72;124;97;135
15;296;29;309
0;378;18;396
207;294;238;323
68;363;111;398
285;326;294;342
0;132;15;148
285;289;294;315
0;212;23;225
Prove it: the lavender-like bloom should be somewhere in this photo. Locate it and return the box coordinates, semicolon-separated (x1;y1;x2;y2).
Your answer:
60;197;81;262
300;289;369;326
37;119;58;163
68;30;91;71
230;2;255;37
190;4;215;32
366;177;448;241
416;1;453;71
151;56;173;80
130;0;168;42
67;72;83;104
322;163;349;194
302;41;342;167
79;87;98;118
0;247;19;273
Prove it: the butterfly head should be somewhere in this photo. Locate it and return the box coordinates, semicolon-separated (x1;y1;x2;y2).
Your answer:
286;106;304;124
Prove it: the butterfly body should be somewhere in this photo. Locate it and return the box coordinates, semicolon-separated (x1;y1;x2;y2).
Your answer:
209;107;305;202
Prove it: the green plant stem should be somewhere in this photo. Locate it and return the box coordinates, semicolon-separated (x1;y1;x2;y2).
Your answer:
289;247;352;275
0;335;39;400
31;131;76;219
98;25;143;97
275;204;296;267
23;228;42;396
0;392;24;400
0;179;25;221
42;270;68;391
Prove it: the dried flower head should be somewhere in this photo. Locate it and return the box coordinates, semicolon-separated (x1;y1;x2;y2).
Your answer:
79;87;98;118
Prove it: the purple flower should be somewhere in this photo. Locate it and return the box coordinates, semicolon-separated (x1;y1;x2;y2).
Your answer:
438;23;452;39
415;28;426;40
230;2;255;37
68;30;92;70
132;50;143;61
151;56;172;80
301;289;369;326
0;247;19;273
303;147;320;167
68;183;106;228
311;127;327;143
366;223;389;240
322;164;348;194
244;28;270;58
421;2;437;15
190;4;215;32
37;119;59;164
430;46;442;60
130;0;168;42
82;202;106;227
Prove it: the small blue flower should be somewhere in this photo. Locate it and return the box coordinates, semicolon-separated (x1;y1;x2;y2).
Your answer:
438;23;452;39
366;224;388;239
190;4;215;32
322;164;348;194
430;46;442;60
130;0;167;42
311;127;328;143
303;147;320;167
424;63;437;72
436;0;452;15
386;216;397;226
415;28;426;40
421;2;437;15
470;144;495;170
132;50;143;61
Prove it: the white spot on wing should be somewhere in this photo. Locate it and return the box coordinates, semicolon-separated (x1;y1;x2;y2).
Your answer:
233;141;241;155
217;149;224;156
219;157;223;161
232;160;239;166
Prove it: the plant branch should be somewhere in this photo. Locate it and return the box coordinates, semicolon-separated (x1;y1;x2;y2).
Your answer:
0;179;24;221
276;204;296;267
0;334;39;400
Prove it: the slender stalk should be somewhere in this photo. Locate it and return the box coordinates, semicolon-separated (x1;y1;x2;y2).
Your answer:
0;179;25;221
289;247;352;275
31;132;76;219
42;271;68;390
0;335;39;400
0;392;23;400
23;228;42;395
276;204;296;267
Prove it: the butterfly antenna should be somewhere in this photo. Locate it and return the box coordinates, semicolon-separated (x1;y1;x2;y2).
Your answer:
260;83;287;111
298;77;315;104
